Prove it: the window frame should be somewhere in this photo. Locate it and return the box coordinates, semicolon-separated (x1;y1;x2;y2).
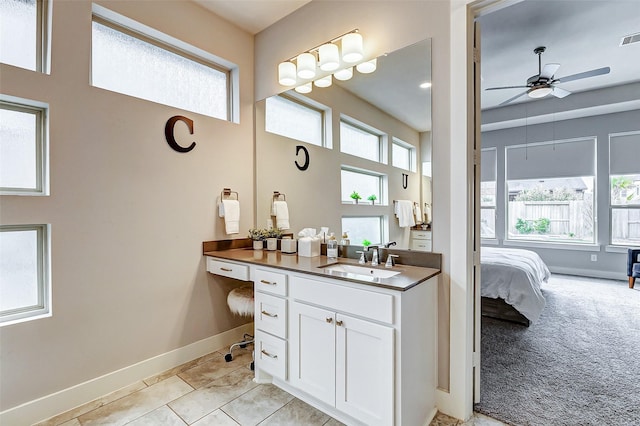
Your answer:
0;98;49;196
0;0;50;73
391;137;416;172
504;138;597;246
339;116;386;163
340;166;387;205
265;94;329;147
480;147;497;241
91;5;237;122
0;224;51;327
608;130;640;247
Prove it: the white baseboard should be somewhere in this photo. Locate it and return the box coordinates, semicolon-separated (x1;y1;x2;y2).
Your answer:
549;266;627;281
0;323;253;426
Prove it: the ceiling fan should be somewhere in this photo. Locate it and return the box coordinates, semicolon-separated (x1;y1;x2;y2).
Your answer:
486;46;611;106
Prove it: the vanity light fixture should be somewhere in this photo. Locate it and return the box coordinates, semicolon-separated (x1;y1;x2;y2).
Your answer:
277;29;375;90
419;81;432;89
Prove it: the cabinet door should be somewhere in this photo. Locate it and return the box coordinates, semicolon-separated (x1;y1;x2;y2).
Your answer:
290;301;336;406
335;314;394;426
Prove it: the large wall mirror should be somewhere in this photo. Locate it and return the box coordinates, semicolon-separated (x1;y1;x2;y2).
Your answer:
255;39;432;249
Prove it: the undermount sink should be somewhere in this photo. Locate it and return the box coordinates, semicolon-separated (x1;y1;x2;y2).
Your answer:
321;263;401;280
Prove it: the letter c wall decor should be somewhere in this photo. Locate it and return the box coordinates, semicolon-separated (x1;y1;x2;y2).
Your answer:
165;115;196;153
295;145;310;171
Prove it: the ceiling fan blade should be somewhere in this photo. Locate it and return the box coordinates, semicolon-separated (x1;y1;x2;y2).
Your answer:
540;63;560;80
557;66;610;83
499;90;528;106
485;85;529;91
552;86;571;98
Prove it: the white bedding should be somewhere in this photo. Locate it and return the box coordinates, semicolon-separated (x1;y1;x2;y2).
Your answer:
481;247;550;324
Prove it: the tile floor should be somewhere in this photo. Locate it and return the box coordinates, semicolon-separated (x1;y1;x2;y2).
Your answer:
34;346;506;426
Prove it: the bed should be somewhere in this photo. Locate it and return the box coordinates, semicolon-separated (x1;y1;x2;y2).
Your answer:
481;247;550;326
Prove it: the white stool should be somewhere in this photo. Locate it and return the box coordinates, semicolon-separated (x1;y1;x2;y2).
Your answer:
224;285;254;370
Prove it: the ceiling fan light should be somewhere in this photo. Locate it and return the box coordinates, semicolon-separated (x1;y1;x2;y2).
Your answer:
341;33;363;63
356;58;377;74
295;82;312;94
314;74;332;88
528;86;552;98
297;52;317;79
319;43;340;71
278;61;297;86
334;67;353;81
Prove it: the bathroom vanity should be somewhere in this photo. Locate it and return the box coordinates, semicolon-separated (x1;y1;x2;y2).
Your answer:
204;246;440;426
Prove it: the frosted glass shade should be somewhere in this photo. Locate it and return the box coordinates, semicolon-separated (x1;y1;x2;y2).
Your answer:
356;58;377;74
296;52;316;79
319;43;340;71
334;67;353;81
295;82;312;93
342;33;363;63
528;86;552;98
314;75;332;87
278;62;296;86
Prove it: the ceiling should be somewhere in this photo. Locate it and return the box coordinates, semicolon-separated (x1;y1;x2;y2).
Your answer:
194;0;640;127
479;0;640;110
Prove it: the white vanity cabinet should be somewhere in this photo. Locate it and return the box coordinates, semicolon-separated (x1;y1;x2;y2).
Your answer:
248;264;437;426
410;229;432;251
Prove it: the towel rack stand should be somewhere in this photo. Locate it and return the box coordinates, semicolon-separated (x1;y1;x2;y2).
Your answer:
221;188;239;201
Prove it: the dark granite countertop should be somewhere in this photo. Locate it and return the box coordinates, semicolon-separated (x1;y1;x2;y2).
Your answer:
204;248;440;291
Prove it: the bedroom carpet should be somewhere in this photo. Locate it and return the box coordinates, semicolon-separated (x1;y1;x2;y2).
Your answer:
474;274;640;426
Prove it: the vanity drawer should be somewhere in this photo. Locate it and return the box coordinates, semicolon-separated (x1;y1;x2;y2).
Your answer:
254;268;288;296
255;330;287;380
291;276;394;324
206;258;249;281
410;240;432;251
255;292;287;338
411;230;432;240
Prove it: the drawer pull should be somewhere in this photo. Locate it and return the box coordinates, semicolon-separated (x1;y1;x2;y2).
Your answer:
261;349;278;359
260;279;277;286
326;317;333;324
220;267;232;272
261;310;278;318
336;320;344;327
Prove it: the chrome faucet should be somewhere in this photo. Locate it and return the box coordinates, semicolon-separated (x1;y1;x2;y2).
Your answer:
384;241;397;248
356;250;366;264
367;246;380;266
385;254;399;268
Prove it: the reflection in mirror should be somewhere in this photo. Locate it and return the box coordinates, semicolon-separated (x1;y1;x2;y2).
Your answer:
255;39;431;250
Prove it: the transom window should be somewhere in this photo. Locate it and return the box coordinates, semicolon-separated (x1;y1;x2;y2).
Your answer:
91;7;232;120
265;95;324;146
341;167;385;205
0;0;48;72
0;225;50;326
392;138;416;172
505;138;596;244
340;118;384;162
0;100;48;195
609;132;640;246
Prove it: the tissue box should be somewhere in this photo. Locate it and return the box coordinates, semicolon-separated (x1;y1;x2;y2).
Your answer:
298;238;320;257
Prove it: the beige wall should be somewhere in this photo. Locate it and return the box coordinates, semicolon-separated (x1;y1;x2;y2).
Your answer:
0;0;255;411
255;84;422;248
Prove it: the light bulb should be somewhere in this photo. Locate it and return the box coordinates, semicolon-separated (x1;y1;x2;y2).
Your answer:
314;75;332;88
334;67;353;81
278;62;296;86
296;52;316;79
319;43;340;72
295;82;312;93
342;33;364;63
356;58;377;74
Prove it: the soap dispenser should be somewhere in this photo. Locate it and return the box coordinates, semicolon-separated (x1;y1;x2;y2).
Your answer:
340;232;350;246
327;233;338;259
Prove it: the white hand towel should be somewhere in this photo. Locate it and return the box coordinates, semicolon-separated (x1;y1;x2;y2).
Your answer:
395;200;416;228
273;200;290;230
221;199;240;234
413;203;423;223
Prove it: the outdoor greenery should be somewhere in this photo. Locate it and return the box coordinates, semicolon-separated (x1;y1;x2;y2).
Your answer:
514;185;581;201
515;217;551;234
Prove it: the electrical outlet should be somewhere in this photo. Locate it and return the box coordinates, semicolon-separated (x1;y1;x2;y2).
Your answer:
591;254;598;261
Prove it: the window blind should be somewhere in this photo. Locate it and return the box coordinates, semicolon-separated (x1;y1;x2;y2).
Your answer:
481;148;497;182
506;138;596;180
609;132;640;175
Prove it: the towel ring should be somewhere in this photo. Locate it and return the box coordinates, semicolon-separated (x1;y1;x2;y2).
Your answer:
221;188;239;201
273;191;286;201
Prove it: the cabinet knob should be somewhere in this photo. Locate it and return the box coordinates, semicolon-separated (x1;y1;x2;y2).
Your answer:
336;320;344;327
326;317;333;324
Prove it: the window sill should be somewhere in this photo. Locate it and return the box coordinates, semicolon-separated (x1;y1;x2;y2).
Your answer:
480;238;499;245
503;240;600;252
605;245;637;253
